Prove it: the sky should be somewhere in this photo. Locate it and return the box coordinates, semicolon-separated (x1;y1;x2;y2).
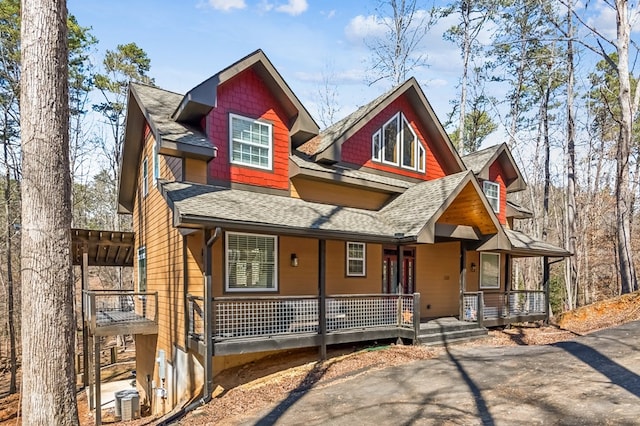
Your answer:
66;0;636;149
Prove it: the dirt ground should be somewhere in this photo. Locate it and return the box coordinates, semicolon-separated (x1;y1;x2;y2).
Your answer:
1;291;639;425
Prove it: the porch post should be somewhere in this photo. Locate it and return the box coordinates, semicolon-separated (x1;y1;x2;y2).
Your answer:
505;254;511;317
318;239;327;360
397;244;403;294
459;242;467;320
203;228;214;400
543;256;550;325
81;246;89;387
94;335;101;426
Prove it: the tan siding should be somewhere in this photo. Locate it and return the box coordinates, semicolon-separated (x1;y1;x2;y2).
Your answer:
278;236;318;295
415;242;460;318
464;250;506;292
325;241;382;294
290;177;392;210
184;158;208;184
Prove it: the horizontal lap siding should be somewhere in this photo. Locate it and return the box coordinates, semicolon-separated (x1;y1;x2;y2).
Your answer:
415;242;460;318
133;129;188;410
465;250;506;292
290;176;391;210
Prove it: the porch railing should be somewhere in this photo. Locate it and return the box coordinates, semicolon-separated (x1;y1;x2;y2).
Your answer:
187;293;417;342
83;290;158;334
462;290;546;323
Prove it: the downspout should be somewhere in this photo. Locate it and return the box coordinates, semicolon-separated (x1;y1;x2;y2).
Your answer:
159;226;221;426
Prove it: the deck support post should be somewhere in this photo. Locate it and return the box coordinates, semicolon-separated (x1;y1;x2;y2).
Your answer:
94;335;101;426
81;247;89;387
412;293;421;344
318;239;327;360
203;228;218;402
543;256;550;325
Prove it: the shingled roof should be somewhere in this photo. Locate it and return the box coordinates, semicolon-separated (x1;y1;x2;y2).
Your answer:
506;229;571;257
461;143;526;192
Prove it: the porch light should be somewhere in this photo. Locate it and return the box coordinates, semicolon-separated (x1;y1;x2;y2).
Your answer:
290;253;299;267
471;262;476;272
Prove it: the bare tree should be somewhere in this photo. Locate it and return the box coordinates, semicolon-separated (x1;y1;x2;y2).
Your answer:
366;0;435;86
316;63;341;128
20;0;78;423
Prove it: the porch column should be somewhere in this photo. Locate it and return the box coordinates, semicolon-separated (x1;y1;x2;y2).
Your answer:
459;242;467;319
397;244;403;294
543;256;550;325
94;335;101;426
203;228;214;400
318;239;327;360
505;254;511;316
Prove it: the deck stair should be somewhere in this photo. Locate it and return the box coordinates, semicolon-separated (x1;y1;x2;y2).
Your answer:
418;317;488;346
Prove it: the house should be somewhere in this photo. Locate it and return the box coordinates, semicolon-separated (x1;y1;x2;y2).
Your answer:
104;49;570;415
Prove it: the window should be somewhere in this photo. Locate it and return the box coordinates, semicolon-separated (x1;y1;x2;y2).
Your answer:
346;242;366;276
229;114;272;170
480;253;500;289
483;181;500;213
142;157;148;197
226;232;277;291
372;112;425;172
152;144;159;184
137;247;147;293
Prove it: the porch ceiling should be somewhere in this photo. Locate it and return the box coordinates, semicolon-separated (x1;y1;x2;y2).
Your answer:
437;182;498;235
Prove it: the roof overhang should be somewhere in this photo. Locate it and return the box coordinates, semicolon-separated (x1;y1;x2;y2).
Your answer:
314;78;465;174
503;229;572;257
507;201;533;219
172;49;319;147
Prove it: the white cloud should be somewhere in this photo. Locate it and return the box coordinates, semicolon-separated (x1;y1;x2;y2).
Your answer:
258;0;274;13
275;0;308;16
207;0;246;11
345;15;386;44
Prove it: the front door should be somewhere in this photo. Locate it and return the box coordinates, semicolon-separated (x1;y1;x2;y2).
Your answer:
383;248;415;294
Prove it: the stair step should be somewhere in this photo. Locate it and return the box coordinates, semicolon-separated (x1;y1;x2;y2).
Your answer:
419;328;488;346
419;321;483;335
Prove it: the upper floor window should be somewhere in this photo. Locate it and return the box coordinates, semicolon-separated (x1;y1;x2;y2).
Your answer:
483;181;500;213
152;144;159;184
142;157;148;197
229;113;272;170
137;247;147;292
226;232;277;292
372;112;425;173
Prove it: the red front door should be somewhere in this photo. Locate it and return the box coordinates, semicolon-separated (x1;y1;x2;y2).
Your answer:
383;248;415;294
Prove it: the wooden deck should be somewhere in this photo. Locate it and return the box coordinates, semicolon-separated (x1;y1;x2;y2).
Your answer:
83;290;159;337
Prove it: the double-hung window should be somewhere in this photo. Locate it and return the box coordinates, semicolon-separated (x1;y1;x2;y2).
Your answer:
137;247;147;293
483;181;500;213
229;114;272;170
480;253;500;289
372;112;425;173
142;157;148;197
152;144;159;184
226;232;277;291
346;242;366;276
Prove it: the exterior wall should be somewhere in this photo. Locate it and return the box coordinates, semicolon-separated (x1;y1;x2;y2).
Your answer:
133;127;201;414
326;241;382;294
184;157;208;184
290;176;391;210
206;68;290;190
464;250;507;292
414;242;461;318
488;161;508;225
341;95;446;181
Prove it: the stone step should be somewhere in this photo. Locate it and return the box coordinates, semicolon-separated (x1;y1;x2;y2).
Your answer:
419;320;483;335
418;327;488;346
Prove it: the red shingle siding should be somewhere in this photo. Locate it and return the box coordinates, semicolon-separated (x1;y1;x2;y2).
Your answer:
341;96;446;181
488;161;507;224
206;68;289;190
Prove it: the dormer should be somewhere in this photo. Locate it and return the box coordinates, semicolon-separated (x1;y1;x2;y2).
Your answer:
461;143;526;225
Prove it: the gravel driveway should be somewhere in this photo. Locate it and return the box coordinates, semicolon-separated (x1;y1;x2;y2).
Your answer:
240;321;640;425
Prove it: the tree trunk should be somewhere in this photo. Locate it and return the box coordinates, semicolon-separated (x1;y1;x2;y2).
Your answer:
565;3;579;307
614;0;637;294
3;111;16;395
457;1;471;154
20;0;79;424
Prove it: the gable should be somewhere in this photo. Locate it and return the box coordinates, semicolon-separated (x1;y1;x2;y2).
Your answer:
341;95;446;181
437;181;499;235
206;67;291;191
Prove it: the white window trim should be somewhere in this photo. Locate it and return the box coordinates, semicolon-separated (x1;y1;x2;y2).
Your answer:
346;242;366;277
483;180;500;213
152;144;159;185
137;246;146;293
225;231;278;292
373;112;426;173
142;157;148;197
229;113;273;171
480;252;500;289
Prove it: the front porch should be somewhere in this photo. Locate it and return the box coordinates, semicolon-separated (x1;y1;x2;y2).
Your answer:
185;290;546;356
